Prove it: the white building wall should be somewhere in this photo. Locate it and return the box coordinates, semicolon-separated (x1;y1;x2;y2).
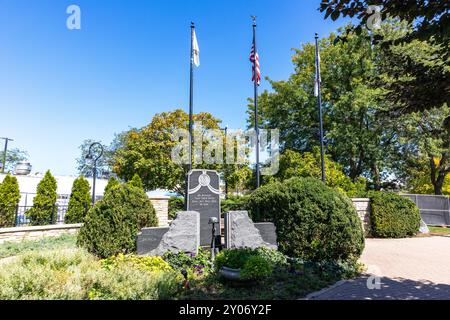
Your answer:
0;173;109;207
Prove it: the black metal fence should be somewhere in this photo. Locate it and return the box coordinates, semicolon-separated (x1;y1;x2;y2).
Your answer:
1;205;73;227
16;205;69;227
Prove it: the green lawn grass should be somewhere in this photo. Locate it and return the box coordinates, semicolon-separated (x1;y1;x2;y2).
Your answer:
0;234;77;259
428;226;450;235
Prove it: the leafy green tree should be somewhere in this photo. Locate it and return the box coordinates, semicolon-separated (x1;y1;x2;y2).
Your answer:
27;170;57;225
374;19;449;115
0;148;28;173
112;109;223;195
248;25;393;189
320;1;449;114
65;176;91;224
319;0;448;44
0;174;20;227
227;165;253;195
403;157;450;196
275;149;366;197
369;21;450;195
393;106;450;195
104;176;120;194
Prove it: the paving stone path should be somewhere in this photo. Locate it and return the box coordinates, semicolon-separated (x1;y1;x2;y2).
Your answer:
308;236;450;300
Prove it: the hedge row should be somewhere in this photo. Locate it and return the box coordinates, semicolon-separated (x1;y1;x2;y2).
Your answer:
368;191;420;238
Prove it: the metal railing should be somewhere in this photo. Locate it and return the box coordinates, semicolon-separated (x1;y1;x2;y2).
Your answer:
0;205;88;228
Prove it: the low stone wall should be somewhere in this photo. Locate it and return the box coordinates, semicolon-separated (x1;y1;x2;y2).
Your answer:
149;197;169;227
351;198;371;236
0;224;82;244
0;197;169;244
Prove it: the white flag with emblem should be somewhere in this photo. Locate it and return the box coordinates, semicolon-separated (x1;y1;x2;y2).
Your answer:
192;29;200;67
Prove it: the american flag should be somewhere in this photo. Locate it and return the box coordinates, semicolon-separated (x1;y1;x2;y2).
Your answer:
250;43;261;86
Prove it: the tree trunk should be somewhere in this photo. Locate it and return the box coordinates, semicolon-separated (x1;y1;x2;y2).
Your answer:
372;164;381;191
430;155;447;196
349;151;364;182
434;176;444;195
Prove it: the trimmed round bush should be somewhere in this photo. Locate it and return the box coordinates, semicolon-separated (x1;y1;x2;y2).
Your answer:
77;183;158;258
248;177;365;262
240;255;272;280
368;191;420;238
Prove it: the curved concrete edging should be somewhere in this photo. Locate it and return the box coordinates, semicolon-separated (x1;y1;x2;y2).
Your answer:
303;279;352;300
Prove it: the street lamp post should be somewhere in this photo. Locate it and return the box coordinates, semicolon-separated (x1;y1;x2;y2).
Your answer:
85;142;104;205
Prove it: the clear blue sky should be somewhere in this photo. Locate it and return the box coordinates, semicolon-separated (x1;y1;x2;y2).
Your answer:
0;0;350;176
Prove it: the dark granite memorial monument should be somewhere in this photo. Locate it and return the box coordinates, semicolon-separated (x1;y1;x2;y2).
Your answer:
187;169;221;246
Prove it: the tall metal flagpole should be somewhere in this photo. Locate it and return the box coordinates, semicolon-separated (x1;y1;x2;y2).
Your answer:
189;22;195;172
252;17;260;189
185;22;195;210
315;33;326;183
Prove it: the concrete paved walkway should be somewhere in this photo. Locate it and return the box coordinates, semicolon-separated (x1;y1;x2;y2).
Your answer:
308;236;450;300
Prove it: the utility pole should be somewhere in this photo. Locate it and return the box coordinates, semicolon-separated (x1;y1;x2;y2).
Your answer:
0;137;13;174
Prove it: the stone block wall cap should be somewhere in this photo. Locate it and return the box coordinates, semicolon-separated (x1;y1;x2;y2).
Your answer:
148;196;171;200
0;223;83;234
228;210;249;214
351;198;371;201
